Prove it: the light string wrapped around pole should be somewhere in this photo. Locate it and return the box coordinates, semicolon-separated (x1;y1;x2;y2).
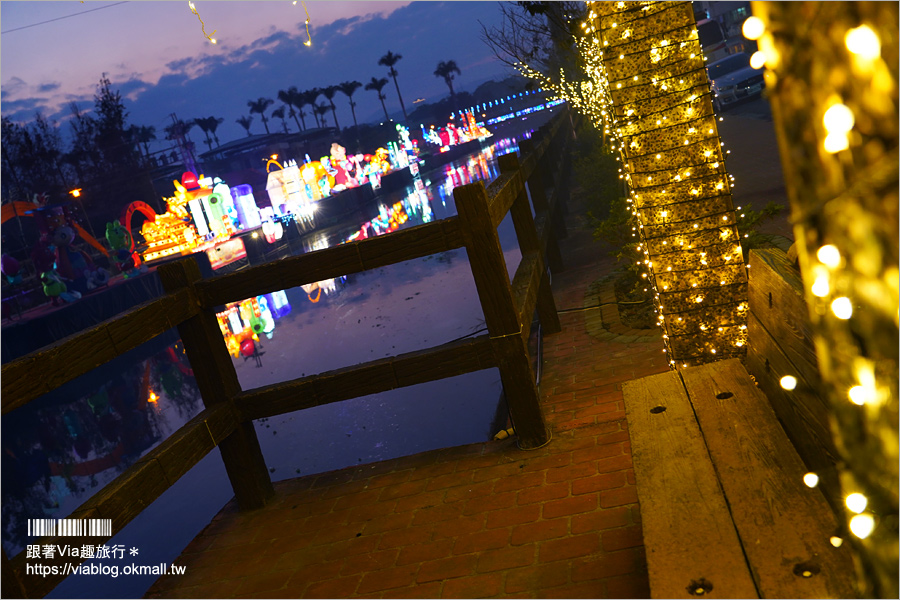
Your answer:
587;0;748;367
749;3;898;597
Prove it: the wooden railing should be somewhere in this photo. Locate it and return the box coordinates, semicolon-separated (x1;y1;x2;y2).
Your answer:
0;108;575;598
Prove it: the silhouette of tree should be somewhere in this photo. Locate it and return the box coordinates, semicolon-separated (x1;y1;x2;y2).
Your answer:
247;97;274;134
206;116;224;147
314;103;330;128
365;77;391;122
304;88;323;128
278;87;305;131
193;117;215;150
434;60;462;103
236;115;254;136
271;105;290;133
378;50;408;120
337;80;363;129
322;85;341;130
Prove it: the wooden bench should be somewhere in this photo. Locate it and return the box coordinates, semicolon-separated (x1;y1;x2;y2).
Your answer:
623;358;856;599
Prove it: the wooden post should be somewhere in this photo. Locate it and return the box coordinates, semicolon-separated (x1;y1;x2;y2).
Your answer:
454;181;550;449
157;257;274;509
518;138;566;271
498;151;561;335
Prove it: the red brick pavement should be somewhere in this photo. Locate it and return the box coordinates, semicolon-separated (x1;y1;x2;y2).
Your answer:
146;190;670;599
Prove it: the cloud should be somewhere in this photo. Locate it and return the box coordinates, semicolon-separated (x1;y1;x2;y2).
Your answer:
37;82;61;93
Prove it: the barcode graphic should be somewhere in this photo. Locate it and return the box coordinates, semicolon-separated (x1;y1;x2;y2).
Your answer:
27;519;112;537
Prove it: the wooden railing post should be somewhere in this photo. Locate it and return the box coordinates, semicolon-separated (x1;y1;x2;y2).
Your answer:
454;181;550;449
157;256;274;509
518;138;566;273
498;151;561;335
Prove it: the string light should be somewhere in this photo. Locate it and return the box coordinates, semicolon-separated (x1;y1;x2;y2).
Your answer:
780;375;798;390
831;296;853;319
849;513;875;539
844;25;880;60
802;472;819;487
296;0;313;46
741;16;765;40
846;492;868;513
188;1;217;44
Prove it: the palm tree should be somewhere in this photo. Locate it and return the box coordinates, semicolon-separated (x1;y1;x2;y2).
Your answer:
193;117;215;151
314;103;330;128
271;106;290;133
337;81;363;129
236;115;253;137
132;125;157;161
365;77;391;122
278;87;304;131
322;85;341;131
378;50;408;120
434;60;462;104
304;88;322;128
247;97;274;134
207;116;224;146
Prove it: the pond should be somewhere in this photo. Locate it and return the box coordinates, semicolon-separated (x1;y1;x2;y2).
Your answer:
1;112;557;598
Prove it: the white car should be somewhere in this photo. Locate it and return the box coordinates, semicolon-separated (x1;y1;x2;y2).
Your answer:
706;53;765;112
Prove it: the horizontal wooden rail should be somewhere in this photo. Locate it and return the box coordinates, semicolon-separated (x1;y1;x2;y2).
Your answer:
7;402;236;598
235;335;495;421
195;218;463;308
1;288;197;414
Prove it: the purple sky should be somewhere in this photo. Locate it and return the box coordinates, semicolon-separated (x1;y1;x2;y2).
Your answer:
1;1;512;151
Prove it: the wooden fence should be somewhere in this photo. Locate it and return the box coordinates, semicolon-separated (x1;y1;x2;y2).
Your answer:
0;108;574;598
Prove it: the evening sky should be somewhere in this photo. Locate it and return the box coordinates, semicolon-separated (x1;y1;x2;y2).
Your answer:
1;1;511;150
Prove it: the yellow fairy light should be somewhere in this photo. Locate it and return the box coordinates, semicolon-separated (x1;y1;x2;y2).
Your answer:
831;297;853;319
848;385;871;405
780;375;798;390
830;536;844;548
802;472;819;487
817;244;842;268
749;51;766;69
811;274;830;297
845;25;880;60
823;103;855;134
846;492;868;513
742;16;765;40
849;514;875;538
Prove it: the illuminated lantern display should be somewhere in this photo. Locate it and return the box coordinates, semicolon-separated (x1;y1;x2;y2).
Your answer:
230;184;262;229
140;172;241;263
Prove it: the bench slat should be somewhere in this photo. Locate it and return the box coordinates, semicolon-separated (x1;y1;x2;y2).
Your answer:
622;371;759;599
680;358;856;599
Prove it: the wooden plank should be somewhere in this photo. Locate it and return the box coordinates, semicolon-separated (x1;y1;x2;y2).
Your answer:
1;289;196;414
137;403;237;485
512;252;542;340
748;249;820;386
622;371;759;599
500;152;561;338
745;313;842;512
357;218;464;269
485;171;522;228
197;221;463;307
454;180;549;449
196;242;363;308
234;336;495;421
158;257;274;510
680;359;856;599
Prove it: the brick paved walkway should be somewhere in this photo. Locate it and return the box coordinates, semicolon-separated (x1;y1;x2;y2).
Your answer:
146;189;670;599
